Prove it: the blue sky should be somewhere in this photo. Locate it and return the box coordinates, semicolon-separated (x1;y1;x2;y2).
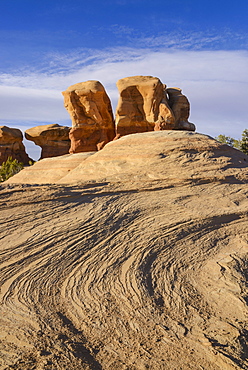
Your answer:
0;0;248;159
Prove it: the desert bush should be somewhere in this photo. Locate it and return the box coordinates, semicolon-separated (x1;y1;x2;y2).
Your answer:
0;157;24;182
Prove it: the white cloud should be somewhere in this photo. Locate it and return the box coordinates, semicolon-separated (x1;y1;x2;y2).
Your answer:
0;86;68;122
1;48;247;159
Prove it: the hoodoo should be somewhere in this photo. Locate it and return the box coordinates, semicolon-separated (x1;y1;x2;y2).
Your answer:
0;125;31;165
62;76;196;154
115;75;195;137
62;80;115;153
25;124;71;159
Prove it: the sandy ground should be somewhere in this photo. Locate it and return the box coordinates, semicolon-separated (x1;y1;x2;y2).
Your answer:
0;132;248;369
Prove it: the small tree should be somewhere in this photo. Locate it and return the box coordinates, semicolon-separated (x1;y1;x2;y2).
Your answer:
0;157;24;182
240;129;248;155
216;129;248;154
215;134;241;150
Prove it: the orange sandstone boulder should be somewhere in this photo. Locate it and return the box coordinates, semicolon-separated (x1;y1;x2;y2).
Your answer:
154;86;176;131
62;81;115;153
115;76;195;136
115;76;167;136
25;124;70;159
166;88;195;131
0;126;31;165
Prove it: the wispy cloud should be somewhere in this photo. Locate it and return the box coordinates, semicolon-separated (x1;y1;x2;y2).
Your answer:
0;44;247;159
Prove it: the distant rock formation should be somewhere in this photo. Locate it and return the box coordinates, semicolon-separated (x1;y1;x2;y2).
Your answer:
62;81;115;153
116;76;195;136
0;125;31;165
25;124;70;159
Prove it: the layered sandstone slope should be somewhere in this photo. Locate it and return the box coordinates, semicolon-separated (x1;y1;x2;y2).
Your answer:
25;124;70;159
0;126;31;165
7;131;248;185
62;81;115;153
1;131;248;370
59;131;247;184
5;152;95;184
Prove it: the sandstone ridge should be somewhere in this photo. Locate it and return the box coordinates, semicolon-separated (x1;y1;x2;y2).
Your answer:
6;131;247;185
0;130;247;369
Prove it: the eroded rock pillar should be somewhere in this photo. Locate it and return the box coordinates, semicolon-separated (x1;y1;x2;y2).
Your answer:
0;126;31;165
62;81;115;153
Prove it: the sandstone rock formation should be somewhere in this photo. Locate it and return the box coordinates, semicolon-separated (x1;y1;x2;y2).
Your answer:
25;124;70;159
0;125;31;165
7;131;248;186
115;75;195;137
153;87;176;131
166;87;195;131
2;131;248;369
115;76;164;136
62;81;115;153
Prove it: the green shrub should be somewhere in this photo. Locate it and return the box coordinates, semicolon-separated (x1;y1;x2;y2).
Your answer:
216;129;248;155
215;134;241;150
240;129;248;155
0;157;24;182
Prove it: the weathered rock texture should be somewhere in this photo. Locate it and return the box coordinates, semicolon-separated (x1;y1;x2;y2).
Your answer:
2;131;248;369
0;125;31;165
166;87;195;131
115;76;195;137
4;152;94;184
25;124;70;159
7;131;248;186
115;76;164;136
62;81;115;153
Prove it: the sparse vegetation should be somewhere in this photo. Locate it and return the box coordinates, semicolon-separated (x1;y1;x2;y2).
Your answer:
216;129;248;155
0;157;24;182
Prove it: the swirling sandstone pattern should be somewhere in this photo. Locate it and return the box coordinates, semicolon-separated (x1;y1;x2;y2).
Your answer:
1;132;248;369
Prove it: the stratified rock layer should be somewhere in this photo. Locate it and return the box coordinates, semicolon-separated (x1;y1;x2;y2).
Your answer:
0;125;31;165
62;81;115;153
7;131;248;186
25;124;70;159
1;131;248;369
4;152;94;184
